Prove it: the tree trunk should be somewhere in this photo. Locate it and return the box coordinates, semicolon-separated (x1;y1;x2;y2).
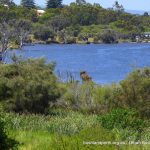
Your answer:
19;36;23;49
0;42;8;62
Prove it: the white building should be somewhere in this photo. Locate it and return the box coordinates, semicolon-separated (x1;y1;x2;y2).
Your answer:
36;10;45;17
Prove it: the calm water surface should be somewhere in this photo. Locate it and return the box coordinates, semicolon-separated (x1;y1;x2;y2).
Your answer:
5;43;150;84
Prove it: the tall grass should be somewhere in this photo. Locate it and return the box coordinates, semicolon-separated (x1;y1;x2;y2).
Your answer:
5;110;98;135
3;110;150;150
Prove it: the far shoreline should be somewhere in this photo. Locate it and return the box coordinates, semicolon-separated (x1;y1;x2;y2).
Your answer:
9;40;150;50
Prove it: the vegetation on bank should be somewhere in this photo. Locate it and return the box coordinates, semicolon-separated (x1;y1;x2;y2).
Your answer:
0;58;150;149
1;0;150;60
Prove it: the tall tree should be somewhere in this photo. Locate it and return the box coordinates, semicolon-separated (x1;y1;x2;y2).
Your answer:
0;21;15;62
143;12;149;17
21;0;35;8
49;15;70;32
47;0;62;9
113;1;124;13
76;0;86;5
0;0;15;6
14;19;32;49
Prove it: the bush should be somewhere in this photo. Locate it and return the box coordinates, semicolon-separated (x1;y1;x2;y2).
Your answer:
33;24;54;41
0;58;62;114
62;82;96;113
60;67;150;117
98;108;147;140
0;107;19;150
119;68;150;118
62;82;121;114
98;29;118;43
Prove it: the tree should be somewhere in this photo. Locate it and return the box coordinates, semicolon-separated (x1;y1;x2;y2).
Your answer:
47;0;62;9
143;12;149;17
0;58;62;114
99;29;118;44
120;68;150;118
0;6;16;62
49;15;70;33
0;21;14;62
113;1;124;13
0;0;15;6
14;19;32;49
76;0;86;5
33;24;54;41
21;0;35;8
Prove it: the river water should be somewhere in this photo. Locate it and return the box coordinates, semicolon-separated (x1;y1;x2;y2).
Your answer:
5;43;150;84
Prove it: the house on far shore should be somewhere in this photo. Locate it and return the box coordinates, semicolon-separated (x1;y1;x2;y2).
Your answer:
143;32;150;38
4;4;9;7
135;32;150;42
36;10;45;17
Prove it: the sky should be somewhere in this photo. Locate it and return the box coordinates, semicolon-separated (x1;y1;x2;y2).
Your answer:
14;0;150;11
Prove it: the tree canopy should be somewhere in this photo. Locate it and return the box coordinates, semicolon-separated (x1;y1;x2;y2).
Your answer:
47;0;62;9
21;0;35;8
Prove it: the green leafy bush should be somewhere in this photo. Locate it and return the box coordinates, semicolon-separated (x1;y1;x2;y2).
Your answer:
62;82;121;114
0;58;62;114
33;24;54;41
98;108;147;140
98;29;118;43
119;68;150;118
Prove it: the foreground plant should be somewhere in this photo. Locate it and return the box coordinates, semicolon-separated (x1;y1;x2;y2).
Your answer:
0;106;19;150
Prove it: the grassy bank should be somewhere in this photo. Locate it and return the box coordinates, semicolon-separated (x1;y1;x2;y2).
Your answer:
4;111;150;150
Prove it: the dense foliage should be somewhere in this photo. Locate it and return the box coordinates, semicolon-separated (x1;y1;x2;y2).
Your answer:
0;58;62;113
0;107;19;150
47;0;62;9
21;0;35;8
117;68;150;118
0;58;149;118
59;68;150;121
0;0;15;6
0;0;150;54
2;110;150;149
98;108;147;140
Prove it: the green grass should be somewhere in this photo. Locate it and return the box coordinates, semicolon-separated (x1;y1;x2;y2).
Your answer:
3;111;150;150
10;130;53;150
5;110;97;134
9;128;150;150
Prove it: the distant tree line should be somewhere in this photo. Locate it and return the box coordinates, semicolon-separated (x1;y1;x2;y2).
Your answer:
0;0;150;61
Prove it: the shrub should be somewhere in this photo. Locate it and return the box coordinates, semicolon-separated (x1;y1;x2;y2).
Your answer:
0;107;19;150
98;108;147;140
98;29;118;43
0;58;62;114
62;82;121;114
119;68;150;118
62;82;96;113
60;67;150;117
33;24;54;41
